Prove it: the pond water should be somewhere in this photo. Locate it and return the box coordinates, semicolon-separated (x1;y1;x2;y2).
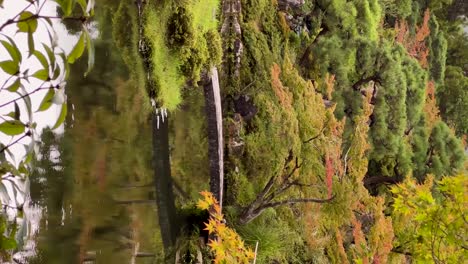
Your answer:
25;13;166;264
1;1;213;263
0;4;195;264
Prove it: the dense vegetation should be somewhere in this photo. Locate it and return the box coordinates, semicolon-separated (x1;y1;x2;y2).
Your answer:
0;0;466;263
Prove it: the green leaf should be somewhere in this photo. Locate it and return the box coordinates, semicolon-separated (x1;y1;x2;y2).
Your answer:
17;11;38;33
0;144;5;162
27;31;34;57
56;0;74;16
52;66;61;80
5;111;15;118
36;88;55;112
59;52;69;79
84;28;94;76
14;102;20;120
52;103;67;129
0;60;19;75
1;237;17;250
76;0;87;14
6;78;20;92
1;39;22;63
17;86;32;120
0;120;25;136
32;69;49;81
33;50;49;70
42;44;56;71
68;32;85;64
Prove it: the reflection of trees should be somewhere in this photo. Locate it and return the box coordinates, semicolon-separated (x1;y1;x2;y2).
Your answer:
28;6;164;262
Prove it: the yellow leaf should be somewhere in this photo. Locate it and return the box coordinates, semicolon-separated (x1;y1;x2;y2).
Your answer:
197;199;210;210
204;220;216;234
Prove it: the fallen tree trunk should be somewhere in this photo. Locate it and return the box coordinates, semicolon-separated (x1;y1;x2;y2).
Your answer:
203;67;224;209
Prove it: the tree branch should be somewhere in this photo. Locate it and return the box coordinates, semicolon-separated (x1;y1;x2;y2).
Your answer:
352;75;381;91
0;84;51;109
304;126;325;143
0;132;30;154
259;194;335;210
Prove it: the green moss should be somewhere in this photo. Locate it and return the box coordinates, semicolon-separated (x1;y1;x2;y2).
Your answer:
143;0;221;110
145;7;185;110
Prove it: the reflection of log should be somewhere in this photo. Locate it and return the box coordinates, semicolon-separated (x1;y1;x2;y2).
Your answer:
153;112;178;255
203;67;224;208
116;199;156;204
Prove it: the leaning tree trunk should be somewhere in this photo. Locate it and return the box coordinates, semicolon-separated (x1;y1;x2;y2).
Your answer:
203;67;224;209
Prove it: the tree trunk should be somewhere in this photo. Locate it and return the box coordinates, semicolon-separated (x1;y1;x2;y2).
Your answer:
203;67;224;208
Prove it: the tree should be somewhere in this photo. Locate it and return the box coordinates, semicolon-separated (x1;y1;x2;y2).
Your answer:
425;121;465;178
391;174;467;263
437;66;468;136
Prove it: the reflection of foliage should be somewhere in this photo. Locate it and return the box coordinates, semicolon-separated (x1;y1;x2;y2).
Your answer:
391;174;468;262
0;0;95;260
197;191;255;263
0;0;95;170
0;217;17;260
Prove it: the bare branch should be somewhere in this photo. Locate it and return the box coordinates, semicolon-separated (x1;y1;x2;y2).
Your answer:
0;84;50;109
260;194;335;210
0;132;30;154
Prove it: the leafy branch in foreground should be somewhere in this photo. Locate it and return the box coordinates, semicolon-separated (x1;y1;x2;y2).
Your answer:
0;0;95;260
0;0;95;154
391;174;468;263
197;191;255;264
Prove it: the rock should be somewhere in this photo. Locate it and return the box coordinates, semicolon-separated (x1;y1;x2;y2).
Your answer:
227;113;245;156
234;95;257;121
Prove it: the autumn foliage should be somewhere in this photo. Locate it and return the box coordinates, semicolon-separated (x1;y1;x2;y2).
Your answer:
271;63;293;109
197;191;255;263
395;9;431;68
424;80;440;129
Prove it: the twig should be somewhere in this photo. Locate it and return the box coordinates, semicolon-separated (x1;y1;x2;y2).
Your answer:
0;1;36;31
0;83;50;109
0;132;30;153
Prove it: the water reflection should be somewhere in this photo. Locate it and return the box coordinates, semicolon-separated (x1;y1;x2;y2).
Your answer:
26;8;164;263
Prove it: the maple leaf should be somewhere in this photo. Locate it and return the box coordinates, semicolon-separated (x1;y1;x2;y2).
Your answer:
204;220;216;234
197;199;210;210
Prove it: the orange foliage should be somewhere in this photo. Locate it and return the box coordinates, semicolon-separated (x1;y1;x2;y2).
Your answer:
197;191;255;263
352;217;369;264
325;73;336;100
424;80;440;129
271;63;293;108
335;229;350;264
395;9;431;68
